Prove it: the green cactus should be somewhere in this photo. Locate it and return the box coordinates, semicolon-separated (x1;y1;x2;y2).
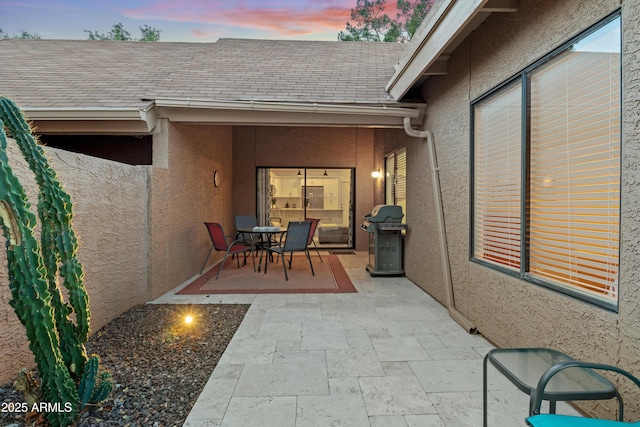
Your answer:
91;371;113;404
77;354;98;408
77;354;112;408
0;97;111;425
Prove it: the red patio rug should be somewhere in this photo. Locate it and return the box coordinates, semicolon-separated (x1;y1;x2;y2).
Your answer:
177;254;357;294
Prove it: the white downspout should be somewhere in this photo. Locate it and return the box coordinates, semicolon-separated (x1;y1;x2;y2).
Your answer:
403;117;476;333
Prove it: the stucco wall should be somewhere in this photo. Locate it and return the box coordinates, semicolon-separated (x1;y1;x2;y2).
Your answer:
232;126;379;251
0;140;148;385
148;121;234;299
405;0;640;418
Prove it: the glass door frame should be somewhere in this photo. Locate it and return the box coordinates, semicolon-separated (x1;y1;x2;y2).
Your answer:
257;167;356;249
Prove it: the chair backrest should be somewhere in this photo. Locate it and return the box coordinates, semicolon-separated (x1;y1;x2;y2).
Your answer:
305;217;320;245
283;220;312;252
234;215;257;229
204;222;229;251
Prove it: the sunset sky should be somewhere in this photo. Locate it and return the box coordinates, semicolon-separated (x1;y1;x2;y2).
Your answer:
0;0;378;42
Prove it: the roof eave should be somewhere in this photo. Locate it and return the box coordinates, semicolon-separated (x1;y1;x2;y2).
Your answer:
22;106;156;134
153;98;425;128
386;0;518;100
20;99;426;132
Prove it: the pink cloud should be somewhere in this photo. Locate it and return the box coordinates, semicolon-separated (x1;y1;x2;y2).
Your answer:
123;0;356;37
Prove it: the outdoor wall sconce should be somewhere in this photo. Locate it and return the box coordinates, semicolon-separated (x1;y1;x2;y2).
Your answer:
371;169;382;178
323;169;328;176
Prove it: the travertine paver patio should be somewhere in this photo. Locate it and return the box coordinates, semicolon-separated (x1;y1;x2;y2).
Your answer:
153;252;579;426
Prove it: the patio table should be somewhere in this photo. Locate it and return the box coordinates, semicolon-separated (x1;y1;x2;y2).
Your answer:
237;226;287;272
483;348;621;426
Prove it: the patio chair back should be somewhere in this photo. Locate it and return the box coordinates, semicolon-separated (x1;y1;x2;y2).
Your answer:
234;215;259;241
304;217;323;262
283;220;312;252
526;360;640;427
235;215;257;230
305;218;320;245
206;222;230;251
264;220;314;280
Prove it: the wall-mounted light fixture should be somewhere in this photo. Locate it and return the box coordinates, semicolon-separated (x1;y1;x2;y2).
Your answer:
323;169;328;176
297;169;301;176
371;169;382;179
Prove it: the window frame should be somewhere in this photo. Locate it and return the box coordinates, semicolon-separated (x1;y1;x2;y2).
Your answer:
470;10;622;312
385;146;407;225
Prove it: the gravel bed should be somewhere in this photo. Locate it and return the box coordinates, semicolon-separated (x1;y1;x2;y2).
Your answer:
0;303;250;426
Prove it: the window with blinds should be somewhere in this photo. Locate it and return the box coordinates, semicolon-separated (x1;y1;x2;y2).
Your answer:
385;147;407;224
473;81;522;270
471;13;621;309
395;148;407;223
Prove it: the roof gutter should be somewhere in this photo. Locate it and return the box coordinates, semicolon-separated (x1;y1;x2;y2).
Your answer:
153;97;423;120
23;104;158;132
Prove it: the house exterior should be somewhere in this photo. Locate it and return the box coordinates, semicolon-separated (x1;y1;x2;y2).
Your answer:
0;38;419;383
1;0;639;419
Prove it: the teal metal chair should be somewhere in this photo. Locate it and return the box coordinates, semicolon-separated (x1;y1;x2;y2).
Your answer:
526;361;640;427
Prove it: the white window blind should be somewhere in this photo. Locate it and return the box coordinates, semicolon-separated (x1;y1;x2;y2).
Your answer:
473;81;522;270
396;147;407;223
386;153;395;204
528;49;620;302
385;147;406;223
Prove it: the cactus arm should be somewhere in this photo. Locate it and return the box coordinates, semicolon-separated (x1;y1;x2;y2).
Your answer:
91;371;113;403
78;355;112;408
78;354;98;408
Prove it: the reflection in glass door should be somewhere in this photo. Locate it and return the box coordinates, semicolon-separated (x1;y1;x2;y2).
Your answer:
257;168;354;249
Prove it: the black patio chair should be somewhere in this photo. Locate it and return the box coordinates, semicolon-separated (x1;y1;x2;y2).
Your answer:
264;220;314;281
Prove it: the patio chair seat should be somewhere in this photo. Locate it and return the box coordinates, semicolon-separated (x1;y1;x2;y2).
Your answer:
527;414;639;427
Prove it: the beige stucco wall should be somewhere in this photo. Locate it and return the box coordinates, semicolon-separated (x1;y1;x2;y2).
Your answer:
148;121;234;299
232;126;381;251
405;0;640;418
0;140;148;384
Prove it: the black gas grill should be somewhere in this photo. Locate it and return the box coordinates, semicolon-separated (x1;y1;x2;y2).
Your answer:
361;205;407;276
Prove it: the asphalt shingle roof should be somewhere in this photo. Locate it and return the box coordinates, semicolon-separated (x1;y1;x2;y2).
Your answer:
0;38;405;110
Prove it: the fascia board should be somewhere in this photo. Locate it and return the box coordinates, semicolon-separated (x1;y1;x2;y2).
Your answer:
154;98;422;118
23;108;143;120
24;105;157;133
155;106;423;128
153;98;424;127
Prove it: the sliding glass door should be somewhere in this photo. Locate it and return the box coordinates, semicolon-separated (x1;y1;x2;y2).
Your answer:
257;167;354;249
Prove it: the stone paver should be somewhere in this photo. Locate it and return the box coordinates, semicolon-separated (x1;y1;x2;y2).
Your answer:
154;252;580;426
